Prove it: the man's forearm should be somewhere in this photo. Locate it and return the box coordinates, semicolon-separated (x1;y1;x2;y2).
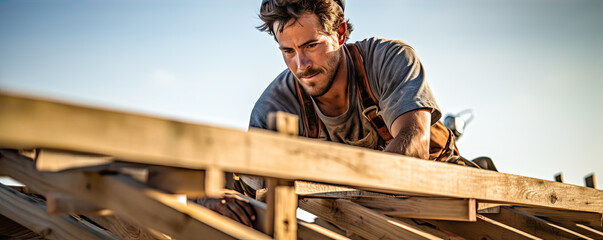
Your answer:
384;127;430;159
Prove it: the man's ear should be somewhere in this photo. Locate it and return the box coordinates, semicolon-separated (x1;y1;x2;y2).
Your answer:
336;20;347;45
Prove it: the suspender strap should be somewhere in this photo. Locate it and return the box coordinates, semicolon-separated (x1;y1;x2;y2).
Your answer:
347;44;394;142
294;79;321;138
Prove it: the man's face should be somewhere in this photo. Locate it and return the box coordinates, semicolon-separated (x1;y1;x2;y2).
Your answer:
274;13;342;97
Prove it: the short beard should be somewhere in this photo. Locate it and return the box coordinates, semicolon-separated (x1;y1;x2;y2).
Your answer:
295;49;341;97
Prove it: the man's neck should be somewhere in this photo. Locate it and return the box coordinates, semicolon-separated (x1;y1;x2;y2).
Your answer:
315;48;348;117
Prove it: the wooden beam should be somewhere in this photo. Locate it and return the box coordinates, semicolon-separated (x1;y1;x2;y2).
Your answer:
0;183;118;240
46;192;112;215
483;206;592;239
85;216;173;240
274;184;298;240
299;198;448;240
295;181;390;198
427;214;542;240
585;173;597;189
36;149;114;172
0;214;41;239
350;196;476;221
0;150;270;240
204;167;225;197
1;93;602;212
513;206;602;228
238;194;350;240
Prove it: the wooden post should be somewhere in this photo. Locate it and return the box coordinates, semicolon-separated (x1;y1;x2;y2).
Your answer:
585;173;597;189
264;111;299;239
555;173;564;183
205;167;225;197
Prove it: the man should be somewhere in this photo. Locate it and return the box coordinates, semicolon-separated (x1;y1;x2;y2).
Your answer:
199;0;449;227
251;0;440;158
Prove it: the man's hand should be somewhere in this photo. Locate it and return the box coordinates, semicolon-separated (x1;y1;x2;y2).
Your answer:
195;195;256;227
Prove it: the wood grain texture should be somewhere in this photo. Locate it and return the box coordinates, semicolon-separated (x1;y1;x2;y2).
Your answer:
299;198;445;240
0;150;270;240
1;93;602;212
85;216;173;240
514;206;602;227
482;206;592;240
427;215;542;240
46;192;112;215
0;183;117;240
274;185;298;240
351;196;476;221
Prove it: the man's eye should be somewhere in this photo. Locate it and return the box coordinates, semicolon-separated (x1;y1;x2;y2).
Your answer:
283;49;294;54
307;43;318;48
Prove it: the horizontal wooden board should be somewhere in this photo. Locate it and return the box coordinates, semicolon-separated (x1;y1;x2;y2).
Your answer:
1;93;602;212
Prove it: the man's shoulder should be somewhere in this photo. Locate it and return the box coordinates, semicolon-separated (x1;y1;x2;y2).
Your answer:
249;69;302;129
354;37;415;55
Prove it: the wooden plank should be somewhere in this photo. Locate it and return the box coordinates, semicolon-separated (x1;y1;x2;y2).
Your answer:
0;214;42;239
543;220;603;239
483;206;592;239
274;184;297;240
239;193;350;240
585;173;597;189
0;150;270;240
299;198;445;240
0;183;118;240
350;196;476;221
46;192;112;215
1;93;602;212
427;214;542;240
36;149;114;172
295;181;390;198
514;206;602;227
85;216;173;240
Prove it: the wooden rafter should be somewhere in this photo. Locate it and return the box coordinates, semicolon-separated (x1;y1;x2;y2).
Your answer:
1;93;602;213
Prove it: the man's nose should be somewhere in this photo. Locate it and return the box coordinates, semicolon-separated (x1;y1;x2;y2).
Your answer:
295;52;312;71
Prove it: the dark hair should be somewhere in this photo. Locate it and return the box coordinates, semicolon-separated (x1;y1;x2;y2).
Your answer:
257;0;354;42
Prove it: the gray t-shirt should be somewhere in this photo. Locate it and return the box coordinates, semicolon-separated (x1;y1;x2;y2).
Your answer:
250;37;441;150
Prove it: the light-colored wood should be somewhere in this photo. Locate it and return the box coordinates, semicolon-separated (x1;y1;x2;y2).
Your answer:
555;173;564;183
514;206;603;227
299;198;445;240
46;192;112;215
267;111;299;136
351;196;476;221
295;181;390;198
0;183;118;240
274;185;298;240
205;167;225;197
542;220;603;239
238;194;350;240
298;221;351;240
1;93;602;212
585;173;597;189
482;206;592;239
0;151;271;240
427;214;542;240
36;149;114;172
143;165;206;198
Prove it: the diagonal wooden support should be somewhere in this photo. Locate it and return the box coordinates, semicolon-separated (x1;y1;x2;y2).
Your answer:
482;206;593;239
0;150;271;240
1;93;602;212
513;206;603;228
299;198;450;240
427;214;542;240
0;183;118;240
46;192;112;216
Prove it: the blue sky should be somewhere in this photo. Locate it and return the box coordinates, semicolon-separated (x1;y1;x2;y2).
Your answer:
1;0;602;187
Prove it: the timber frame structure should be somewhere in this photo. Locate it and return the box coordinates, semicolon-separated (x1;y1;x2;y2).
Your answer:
0;92;602;240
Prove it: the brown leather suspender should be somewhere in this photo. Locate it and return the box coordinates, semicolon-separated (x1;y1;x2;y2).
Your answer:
294;43;459;162
348;44;394;143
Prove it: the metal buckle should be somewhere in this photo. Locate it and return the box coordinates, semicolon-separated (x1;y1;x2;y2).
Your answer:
362;105;379;120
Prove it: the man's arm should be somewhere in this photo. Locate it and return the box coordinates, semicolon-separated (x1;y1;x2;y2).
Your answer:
383;109;431;159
